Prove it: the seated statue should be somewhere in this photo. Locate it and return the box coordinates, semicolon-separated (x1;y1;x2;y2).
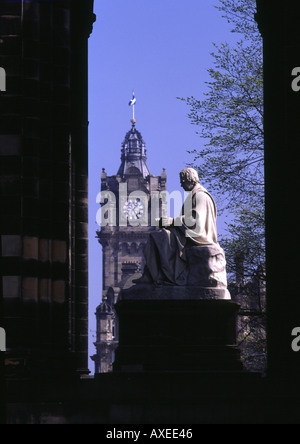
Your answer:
133;168;230;296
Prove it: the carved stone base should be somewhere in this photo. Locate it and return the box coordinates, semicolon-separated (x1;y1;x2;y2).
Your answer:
113;285;243;373
120;283;231;301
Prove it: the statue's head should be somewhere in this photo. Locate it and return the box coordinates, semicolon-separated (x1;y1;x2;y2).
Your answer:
180;168;200;191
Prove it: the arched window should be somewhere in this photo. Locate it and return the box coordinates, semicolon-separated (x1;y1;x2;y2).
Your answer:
112;321;116;340
121;243;129;256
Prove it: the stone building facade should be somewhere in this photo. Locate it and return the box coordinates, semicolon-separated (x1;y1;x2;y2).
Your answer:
0;0;95;382
92;120;167;373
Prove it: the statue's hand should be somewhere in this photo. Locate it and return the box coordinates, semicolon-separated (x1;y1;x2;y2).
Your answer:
160;216;174;228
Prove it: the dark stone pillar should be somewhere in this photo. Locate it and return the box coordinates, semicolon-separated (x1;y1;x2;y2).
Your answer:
70;0;95;377
0;0;95;381
256;0;300;376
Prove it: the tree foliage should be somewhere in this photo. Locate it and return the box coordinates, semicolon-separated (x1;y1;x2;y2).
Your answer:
179;0;264;284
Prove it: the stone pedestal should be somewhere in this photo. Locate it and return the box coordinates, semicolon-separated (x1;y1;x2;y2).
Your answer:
113;285;243;372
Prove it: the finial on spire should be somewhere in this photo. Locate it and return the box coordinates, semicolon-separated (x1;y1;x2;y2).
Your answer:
129;90;137;124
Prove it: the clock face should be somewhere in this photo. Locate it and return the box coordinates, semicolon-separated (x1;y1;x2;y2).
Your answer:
123;198;145;221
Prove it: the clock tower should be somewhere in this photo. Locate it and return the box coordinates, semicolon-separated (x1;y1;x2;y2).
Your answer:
92;116;167;373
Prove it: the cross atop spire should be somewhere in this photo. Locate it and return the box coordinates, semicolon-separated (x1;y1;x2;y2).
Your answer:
128;90;137;125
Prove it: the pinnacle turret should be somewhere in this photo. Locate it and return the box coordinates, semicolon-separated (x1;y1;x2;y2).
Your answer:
117;122;150;179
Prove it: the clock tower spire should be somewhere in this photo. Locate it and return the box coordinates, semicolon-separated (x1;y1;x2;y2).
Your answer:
117;120;150;179
93;104;167;374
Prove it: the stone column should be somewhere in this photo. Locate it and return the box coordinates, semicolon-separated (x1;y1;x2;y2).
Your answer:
256;0;300;376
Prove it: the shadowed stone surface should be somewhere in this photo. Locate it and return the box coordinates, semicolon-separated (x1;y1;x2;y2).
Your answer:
120;284;231;300
114;285;242;373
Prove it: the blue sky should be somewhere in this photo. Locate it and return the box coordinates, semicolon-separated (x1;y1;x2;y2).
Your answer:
88;0;239;373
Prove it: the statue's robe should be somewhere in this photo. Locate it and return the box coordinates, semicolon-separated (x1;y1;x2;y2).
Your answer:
144;184;228;288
